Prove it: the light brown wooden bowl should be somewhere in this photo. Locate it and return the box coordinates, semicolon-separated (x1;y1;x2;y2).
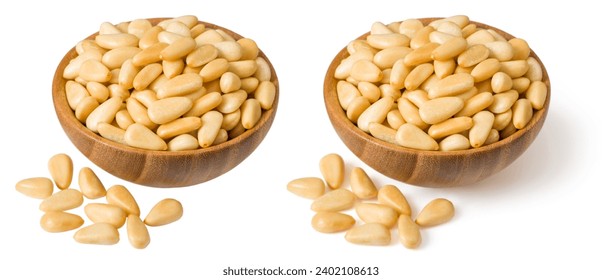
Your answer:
324;18;550;187
53;18;279;188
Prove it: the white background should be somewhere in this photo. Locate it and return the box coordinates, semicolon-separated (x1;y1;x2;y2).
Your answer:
1;1;600;279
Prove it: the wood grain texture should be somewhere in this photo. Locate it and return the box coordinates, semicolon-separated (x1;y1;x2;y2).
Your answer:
53;18;279;188
323;18;550;187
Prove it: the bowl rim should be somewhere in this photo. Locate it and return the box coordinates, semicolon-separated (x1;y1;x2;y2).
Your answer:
53;17;279;158
323;17;551;158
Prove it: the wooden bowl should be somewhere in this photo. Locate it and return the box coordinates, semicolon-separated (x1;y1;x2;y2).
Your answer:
53;18;279;188
323;18;550;187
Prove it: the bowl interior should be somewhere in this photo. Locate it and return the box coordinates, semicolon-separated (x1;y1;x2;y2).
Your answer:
53;18;279;187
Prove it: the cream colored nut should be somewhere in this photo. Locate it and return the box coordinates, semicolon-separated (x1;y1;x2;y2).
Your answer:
311;188;356;212
133;63;163;90
158;31;185;45
336;80;360;110
194;28;224;45
499;60;529;78
167;134;199;151
439;134;471;151
79;59;111;83
95;33;139;49
512;77;531;93
184;91;222;117
469;111;495;148
15;177;54;199
213;41;243;61
73;223;120;245
84;203;127;228
397;215;421;249
162;59;185;79
373;46;412;69
213;129;229;145
139;26;163;49
147;97;193;124
75;96;99;123
462;23;477;38
379;84;401;100
484;129;500;145
66;81;90;110
287;177;326;199
415;198;455;227
156;72;204;99
160;36;196;61
319;153;345;189
238;38;259;60
349;167;378;199
357;96;393;132
404;63;433;91
366;33;410;49
345;223;391;246
431;37;467;61
240;77;259;93
396;123;439;151
371;21;394;34
428;116;473;139
117;59;139;90
389;59;412;89
126;98;158;130
455;91;494;117
200;58;229;82
356;203;399;228
526;81;547;110
127;214;150;249
241;98;261;129
471;58;501;82
386;109;405;130
410;25;434;49
404;42;439;66
509;38;530;60
403;89;429;108
165;20;192;36
186;44;218;68
124;123;167;151
102;46;141;69
512;98;533;129
466;29;495;46
457;44;489;67
399;18;424;38
433;59;456;79
525;57;543;81
398;98;428;130
217;89;247;114
491;72;513;93
311;212;355;233
484;41;514;61
128;19;152;38
144;198;184;227
221;110;241;131
368;122;397;144
198;110;224;148
97;123;127;145
219;72;241;93
428;72;474;99
357;81;380;103
78;167;106;199
488;90;519;114
455;86;478;101
493;110;513;131
106;185;140;216
500;121;518;139
63;51;103;80
350;59;382;83
156;117;202;139
346;96;370;124
228;60;258;78
419;96;464;124
335;49;374;80
377;184;411;216
48;153;73;190
40;211;84;233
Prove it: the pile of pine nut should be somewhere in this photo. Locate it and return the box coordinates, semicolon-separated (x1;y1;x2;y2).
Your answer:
15;153;183;248
287;153;454;248
334;15;547;151
63;15;276;151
